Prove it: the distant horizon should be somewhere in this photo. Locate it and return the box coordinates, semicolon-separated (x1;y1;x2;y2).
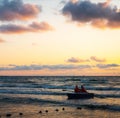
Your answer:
0;75;120;77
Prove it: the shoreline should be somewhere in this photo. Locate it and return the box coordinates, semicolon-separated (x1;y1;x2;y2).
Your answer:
0;103;120;118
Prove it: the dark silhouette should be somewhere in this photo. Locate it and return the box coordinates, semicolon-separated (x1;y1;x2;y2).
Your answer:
74;85;87;93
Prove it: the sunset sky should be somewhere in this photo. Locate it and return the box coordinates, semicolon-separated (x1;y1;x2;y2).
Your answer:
0;0;120;76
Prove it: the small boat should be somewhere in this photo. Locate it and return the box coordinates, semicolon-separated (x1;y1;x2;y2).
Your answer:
67;92;94;99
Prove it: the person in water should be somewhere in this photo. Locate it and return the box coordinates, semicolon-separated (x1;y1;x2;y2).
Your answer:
81;85;87;93
74;85;81;93
74;85;87;93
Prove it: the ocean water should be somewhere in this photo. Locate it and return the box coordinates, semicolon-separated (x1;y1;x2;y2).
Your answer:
0;76;120;112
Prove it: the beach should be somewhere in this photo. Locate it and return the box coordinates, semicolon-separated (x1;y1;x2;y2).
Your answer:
0;102;120;118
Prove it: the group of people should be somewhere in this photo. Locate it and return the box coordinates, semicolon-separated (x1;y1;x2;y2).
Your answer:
74;85;87;93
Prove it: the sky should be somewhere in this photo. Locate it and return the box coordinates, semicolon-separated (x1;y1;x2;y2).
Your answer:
0;0;120;76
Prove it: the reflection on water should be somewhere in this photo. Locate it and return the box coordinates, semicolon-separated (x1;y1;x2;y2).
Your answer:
0;76;120;112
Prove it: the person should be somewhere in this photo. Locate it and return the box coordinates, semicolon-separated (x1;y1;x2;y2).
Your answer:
81;85;87;93
74;85;87;93
74;85;81;93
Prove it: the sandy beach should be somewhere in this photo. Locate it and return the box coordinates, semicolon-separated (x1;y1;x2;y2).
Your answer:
0;103;120;118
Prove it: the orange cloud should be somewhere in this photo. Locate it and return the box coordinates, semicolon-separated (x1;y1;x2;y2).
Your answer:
90;56;106;62
0;22;53;34
67;57;89;63
0;0;40;21
71;0;78;3
0;38;5;43
102;0;111;8
30;22;54;32
66;56;106;63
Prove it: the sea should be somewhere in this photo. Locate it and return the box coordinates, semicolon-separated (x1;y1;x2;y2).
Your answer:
0;76;120;117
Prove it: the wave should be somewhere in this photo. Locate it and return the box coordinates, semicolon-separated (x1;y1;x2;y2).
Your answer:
0;90;120;98
0;90;67;96
95;94;120;98
0;84;120;92
87;87;120;91
0;88;120;98
80;104;120;111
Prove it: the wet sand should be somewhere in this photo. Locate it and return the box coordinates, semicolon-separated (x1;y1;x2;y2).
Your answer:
0;103;120;118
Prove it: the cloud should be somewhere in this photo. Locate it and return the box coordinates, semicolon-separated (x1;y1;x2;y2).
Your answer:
0;63;119;71
66;56;106;63
67;57;89;63
60;0;67;5
96;64;120;69
0;64;91;71
0;0;54;34
90;56;106;62
30;22;54;31
0;38;5;43
0;0;40;21
62;0;120;29
0;22;53;34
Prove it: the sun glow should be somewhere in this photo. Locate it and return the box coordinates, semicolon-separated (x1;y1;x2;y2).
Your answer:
0;0;120;76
